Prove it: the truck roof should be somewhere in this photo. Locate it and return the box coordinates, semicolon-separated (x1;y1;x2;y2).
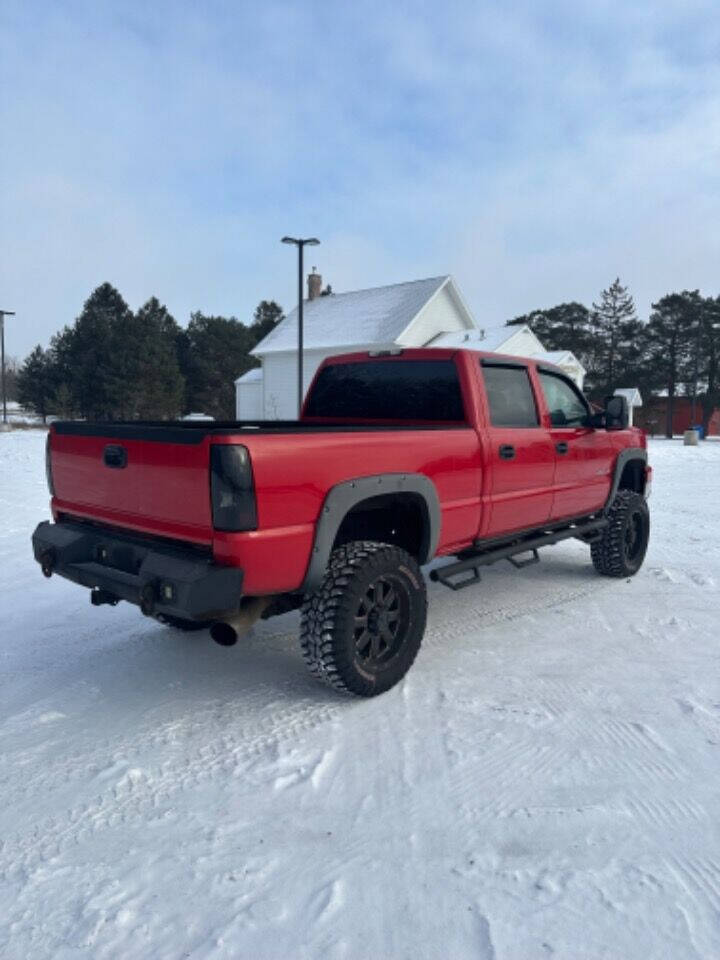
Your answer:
319;346;565;375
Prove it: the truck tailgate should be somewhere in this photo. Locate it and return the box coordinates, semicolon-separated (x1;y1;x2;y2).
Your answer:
50;425;213;544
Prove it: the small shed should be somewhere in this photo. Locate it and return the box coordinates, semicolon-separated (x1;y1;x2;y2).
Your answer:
614;387;642;426
235;367;263;419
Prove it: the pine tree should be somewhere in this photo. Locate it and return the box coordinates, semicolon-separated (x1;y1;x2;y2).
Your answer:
646;291;699;437
132;298;185;419
16;346;55;421
251;300;284;346
103;297;186;420
69;283;133;419
48;326;77;417
105;310;142;419
698;295;720;438
590;279;644;395
53;382;74;418
178;313;256;419
507;302;594;368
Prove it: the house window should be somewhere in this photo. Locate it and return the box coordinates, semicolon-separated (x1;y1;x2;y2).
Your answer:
481;364;539;428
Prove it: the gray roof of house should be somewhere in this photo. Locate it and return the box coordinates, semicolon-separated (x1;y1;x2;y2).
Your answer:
252;276;452;355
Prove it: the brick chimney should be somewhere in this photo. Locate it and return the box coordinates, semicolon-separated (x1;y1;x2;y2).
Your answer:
307;268;322;301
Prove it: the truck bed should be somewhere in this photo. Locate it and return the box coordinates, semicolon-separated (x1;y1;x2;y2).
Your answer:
48;418;482;594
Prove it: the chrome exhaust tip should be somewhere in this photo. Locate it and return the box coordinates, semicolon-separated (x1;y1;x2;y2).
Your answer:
210;621;239;647
210;596;271;648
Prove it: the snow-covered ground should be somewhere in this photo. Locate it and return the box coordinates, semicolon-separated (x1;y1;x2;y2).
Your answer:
1;431;719;960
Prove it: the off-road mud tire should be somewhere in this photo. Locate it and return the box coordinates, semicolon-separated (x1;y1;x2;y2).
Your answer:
300;541;427;696
591;489;650;577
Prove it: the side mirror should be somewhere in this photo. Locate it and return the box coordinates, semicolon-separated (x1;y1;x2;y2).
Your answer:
604;395;629;431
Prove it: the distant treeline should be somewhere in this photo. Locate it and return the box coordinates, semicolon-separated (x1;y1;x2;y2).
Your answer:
16;283;284;421
14;278;720;436
508;279;720;437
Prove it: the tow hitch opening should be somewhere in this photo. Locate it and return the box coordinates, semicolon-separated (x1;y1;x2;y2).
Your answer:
91;588;120;607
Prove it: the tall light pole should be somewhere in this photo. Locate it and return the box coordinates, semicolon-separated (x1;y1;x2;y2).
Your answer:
281;236;320;416
0;309;16;424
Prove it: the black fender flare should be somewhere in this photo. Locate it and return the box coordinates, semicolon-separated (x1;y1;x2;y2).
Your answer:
301;473;441;593
604;448;648;512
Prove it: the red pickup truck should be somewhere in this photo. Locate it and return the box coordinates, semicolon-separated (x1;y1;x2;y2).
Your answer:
33;348;651;696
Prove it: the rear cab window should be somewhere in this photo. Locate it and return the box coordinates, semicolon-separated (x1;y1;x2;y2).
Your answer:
538;370;590;427
304;359;466;421
480;362;539;428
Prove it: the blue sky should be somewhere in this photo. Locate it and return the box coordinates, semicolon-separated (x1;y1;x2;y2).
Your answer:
2;0;719;358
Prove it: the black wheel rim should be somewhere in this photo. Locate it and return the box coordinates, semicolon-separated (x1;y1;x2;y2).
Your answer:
624;509;645;562
353;574;410;670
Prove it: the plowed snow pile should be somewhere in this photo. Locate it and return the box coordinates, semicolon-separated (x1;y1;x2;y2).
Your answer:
1;432;719;959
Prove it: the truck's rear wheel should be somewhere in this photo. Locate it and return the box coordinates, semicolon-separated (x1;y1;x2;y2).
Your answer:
301;541;427;696
591;489;650;577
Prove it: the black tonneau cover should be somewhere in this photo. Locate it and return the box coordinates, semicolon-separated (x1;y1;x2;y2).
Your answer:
52;420;467;444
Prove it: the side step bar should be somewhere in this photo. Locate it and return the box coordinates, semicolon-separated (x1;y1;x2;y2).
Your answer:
429;517;608;591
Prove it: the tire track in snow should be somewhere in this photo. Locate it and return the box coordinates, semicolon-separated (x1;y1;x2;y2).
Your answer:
0;692;340;813
670;856;720;911
424;576;617;649
454;742;569;822
667;856;720;956
622;796;709;830
565;718;687;783
0;695;342;874
253;567;617;660
4;568;611;909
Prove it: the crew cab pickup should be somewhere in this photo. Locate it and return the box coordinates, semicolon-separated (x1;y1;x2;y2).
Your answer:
33;349;651;696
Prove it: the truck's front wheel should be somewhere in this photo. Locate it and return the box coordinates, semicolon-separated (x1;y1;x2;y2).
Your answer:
591;489;650;577
301;541;427;696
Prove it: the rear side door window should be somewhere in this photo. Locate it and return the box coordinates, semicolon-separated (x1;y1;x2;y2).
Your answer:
481;363;539;428
538;372;589;427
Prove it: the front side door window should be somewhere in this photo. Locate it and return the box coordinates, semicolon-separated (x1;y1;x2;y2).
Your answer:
538;369;612;519
538;372;589;427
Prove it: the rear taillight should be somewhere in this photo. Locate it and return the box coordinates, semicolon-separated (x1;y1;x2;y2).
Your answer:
45;432;55;496
210;444;257;531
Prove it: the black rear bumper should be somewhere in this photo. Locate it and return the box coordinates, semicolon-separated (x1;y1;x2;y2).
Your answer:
32;520;244;621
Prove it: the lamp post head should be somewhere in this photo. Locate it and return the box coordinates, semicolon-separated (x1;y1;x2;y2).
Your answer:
281;237;320;247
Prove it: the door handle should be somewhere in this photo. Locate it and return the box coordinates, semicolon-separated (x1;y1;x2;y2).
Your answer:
499;444;515;460
556;442;568;454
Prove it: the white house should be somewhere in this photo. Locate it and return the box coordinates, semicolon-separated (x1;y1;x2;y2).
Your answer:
429;328;587;387
236;272;587;419
237;274;474;419
234;367;264;419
